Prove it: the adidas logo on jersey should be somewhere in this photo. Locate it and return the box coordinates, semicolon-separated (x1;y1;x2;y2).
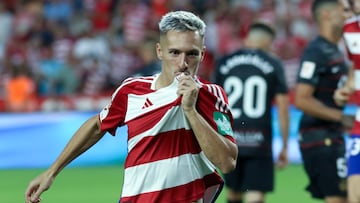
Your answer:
142;98;153;109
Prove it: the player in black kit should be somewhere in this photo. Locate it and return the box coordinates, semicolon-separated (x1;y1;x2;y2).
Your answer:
294;0;350;203
214;22;289;203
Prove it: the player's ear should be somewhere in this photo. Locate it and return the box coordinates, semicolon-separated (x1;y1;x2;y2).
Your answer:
200;46;206;62
156;43;163;60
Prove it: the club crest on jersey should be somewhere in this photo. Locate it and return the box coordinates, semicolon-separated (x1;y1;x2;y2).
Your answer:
214;112;233;136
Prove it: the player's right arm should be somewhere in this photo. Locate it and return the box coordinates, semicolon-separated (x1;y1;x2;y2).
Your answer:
25;115;106;203
295;45;345;122
334;66;355;106
295;82;344;122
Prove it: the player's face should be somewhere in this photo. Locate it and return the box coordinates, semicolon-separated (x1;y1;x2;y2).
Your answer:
342;0;354;19
353;0;360;14
156;30;205;81
330;3;347;31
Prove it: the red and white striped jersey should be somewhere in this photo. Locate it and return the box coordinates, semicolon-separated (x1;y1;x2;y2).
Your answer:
99;75;235;203
343;16;360;135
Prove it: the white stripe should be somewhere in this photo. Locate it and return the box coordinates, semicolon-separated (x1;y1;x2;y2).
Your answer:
122;78;153;88
343;33;360;54
125;81;179;122
214;85;226;112
206;85;211;93
356;108;360;122
121;153;216;197
111;78;154;101
355;70;360;90
215;85;230;113
128;106;190;151
210;85;221;111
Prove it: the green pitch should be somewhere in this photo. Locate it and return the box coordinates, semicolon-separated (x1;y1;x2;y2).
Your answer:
1;164;322;203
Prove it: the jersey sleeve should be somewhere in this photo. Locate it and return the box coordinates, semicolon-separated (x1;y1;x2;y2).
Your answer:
99;85;127;136
296;46;322;86
274;60;288;94
197;84;236;143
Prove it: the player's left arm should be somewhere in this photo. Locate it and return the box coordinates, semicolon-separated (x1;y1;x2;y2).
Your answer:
177;75;237;174
273;60;289;168
275;93;289;169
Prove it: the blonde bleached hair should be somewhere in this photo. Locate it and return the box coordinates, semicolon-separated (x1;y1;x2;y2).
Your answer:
158;11;206;38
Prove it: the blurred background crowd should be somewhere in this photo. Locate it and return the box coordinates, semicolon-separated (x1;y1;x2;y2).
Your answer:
0;0;316;112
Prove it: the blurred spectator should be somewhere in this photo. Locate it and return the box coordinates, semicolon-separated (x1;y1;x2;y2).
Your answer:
43;0;73;25
151;0;170;19
57;53;81;95
79;56;109;95
91;0;113;33
29;16;55;48
0;0;330;112
0;2;13;61
108;41;142;87
118;0;152;46
4;64;36;112
52;21;75;63
132;37;161;77
36;46;65;96
72;28;110;62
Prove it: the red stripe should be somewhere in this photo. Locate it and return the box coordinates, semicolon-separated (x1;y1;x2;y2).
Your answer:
125;129;201;167
300;138;344;149
352;121;360;135
145;101;150;108
119;173;223;203
127;100;178;139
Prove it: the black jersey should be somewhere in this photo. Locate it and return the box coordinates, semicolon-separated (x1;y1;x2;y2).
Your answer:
214;48;288;157
296;36;348;132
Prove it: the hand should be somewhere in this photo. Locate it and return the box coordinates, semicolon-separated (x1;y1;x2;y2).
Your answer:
333;87;352;106
340;114;355;131
275;148;288;169
25;171;54;203
176;74;200;112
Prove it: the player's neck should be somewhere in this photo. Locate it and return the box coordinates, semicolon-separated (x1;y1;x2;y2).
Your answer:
319;27;341;44
155;73;173;90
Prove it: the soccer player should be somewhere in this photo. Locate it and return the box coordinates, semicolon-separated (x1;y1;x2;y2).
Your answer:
25;11;238;203
213;22;289;203
294;0;350;203
334;0;360;202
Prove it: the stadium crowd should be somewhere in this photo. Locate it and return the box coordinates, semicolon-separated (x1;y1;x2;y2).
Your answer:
0;0;315;112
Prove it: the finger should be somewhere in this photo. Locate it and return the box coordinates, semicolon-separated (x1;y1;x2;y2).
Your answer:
30;184;47;203
25;185;38;203
30;189;44;203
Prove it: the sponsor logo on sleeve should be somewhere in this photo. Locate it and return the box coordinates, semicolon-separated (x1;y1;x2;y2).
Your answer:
214;112;234;136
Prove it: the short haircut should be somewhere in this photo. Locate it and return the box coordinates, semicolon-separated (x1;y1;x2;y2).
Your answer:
248;22;276;39
158;11;206;38
312;0;339;22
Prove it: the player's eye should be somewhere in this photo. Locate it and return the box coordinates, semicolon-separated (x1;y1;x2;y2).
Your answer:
169;50;180;56
187;51;199;57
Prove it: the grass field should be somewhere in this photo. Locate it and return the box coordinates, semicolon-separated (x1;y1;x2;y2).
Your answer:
1;164;323;203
